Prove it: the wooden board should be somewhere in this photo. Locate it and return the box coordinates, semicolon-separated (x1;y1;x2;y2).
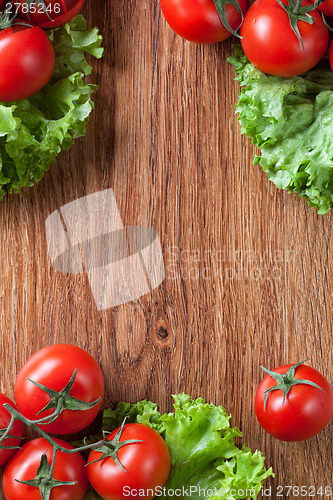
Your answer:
0;0;332;498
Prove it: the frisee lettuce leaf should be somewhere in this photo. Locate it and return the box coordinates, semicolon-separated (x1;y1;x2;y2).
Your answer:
0;15;103;199
228;45;333;214
84;394;273;500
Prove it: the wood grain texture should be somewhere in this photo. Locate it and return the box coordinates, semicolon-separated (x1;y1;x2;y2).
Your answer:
0;0;332;498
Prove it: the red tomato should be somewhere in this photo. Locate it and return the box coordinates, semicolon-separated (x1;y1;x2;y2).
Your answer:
312;0;333;16
240;0;329;76
17;0;85;28
87;424;171;500
3;437;88;500
14;344;104;435
0;25;55;102
160;0;247;44
0;394;23;468
255;362;333;441
330;40;333;71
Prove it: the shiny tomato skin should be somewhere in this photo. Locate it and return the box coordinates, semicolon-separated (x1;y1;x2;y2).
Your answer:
330;40;333;71
87;424;171;500
14;344;104;435
240;0;329;76
0;25;55;102
17;0;85;28
255;364;333;441
3;438;88;500
160;0;247;44
0;394;23;468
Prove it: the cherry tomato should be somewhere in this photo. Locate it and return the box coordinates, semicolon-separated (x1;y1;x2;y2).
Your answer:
3;437;88;500
87;424;171;500
0;394;23;468
17;0;85;28
330;40;333;71
0;25;55;102
255;362;333;441
14;344;104;435
240;0;329;76
160;0;247;44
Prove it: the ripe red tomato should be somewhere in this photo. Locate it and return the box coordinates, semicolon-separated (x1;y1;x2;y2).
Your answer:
87;424;171;500
240;0;329;76
17;0;85;28
160;0;247;44
14;344;104;435
0;394;23;468
312;0;333;15
3;437;88;500
255;362;333;441
0;25;55;102
330;40;333;72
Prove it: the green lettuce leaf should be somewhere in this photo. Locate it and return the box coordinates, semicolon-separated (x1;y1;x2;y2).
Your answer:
103;399;165;434
86;394;273;500
228;45;333;214
0;15;103;199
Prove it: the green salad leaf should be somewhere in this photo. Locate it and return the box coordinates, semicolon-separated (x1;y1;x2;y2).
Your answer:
0;15;103;199
228;45;333;214
85;394;273;500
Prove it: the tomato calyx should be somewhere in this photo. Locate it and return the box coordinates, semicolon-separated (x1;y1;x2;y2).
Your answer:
212;0;244;38
15;452;77;500
0;2;33;29
28;369;102;423
261;360;326;411
87;418;144;471
275;0;327;48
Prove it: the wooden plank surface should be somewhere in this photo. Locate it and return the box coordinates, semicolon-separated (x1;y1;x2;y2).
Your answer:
0;0;332;498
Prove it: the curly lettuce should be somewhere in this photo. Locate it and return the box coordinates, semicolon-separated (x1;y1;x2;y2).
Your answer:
228;45;333;214
85;394;273;500
0;15;103;199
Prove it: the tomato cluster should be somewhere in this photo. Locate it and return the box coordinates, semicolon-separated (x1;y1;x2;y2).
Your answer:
0;344;332;499
159;0;333;76
0;0;85;102
0;345;171;500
